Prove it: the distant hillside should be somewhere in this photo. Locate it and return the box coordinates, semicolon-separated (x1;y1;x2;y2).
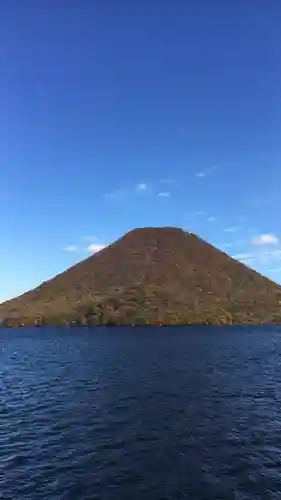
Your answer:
1;227;281;326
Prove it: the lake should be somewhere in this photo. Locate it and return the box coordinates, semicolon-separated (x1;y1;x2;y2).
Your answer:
1;326;281;499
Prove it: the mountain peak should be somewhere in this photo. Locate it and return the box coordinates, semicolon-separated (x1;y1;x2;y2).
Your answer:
1;227;281;326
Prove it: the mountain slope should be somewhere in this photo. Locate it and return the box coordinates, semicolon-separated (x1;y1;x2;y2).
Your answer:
1;227;281;326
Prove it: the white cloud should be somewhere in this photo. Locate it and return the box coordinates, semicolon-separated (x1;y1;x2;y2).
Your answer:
64;238;107;255
105;183;151;199
240;258;256;266
136;183;148;193
86;243;106;254
224;226;240;233
158;192;170;197
208;216;217;222
195;164;220;178
232;253;255;261
230;246;281;272
252;233;279;245
159;178;175;184
63;245;79;252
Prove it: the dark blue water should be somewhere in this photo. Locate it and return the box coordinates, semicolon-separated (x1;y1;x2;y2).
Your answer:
1;326;281;499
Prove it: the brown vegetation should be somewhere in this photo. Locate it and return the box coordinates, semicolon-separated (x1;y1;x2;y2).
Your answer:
1;226;281;326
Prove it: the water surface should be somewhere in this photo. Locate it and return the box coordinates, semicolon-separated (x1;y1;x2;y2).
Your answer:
1;326;281;499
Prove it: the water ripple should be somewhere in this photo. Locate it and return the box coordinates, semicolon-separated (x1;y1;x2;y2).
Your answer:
1;326;281;499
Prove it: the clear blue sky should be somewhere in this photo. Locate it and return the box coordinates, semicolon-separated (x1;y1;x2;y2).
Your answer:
1;0;281;301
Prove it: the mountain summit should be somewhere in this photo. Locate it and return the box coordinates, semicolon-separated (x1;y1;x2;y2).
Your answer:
1;227;281;326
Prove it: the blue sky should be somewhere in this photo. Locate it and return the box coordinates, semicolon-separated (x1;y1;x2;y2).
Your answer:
1;0;281;301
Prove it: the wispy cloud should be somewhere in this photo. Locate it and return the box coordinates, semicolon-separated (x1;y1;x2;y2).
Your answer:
195;164;220;178
208;216;217;222
231;245;281;273
159;178;175;184
135;183;149;193
104;189;124;200
252;233;279;245
85;243;106;254
158;192;170;198
63;238;107;254
194;211;205;216
105;182;153;200
224;226;240;233
232;252;255;261
63;245;79;252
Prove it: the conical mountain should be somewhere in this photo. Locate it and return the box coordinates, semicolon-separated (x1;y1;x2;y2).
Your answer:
1;227;281;326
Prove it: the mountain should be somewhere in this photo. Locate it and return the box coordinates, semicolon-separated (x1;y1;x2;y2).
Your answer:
1;226;281;326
